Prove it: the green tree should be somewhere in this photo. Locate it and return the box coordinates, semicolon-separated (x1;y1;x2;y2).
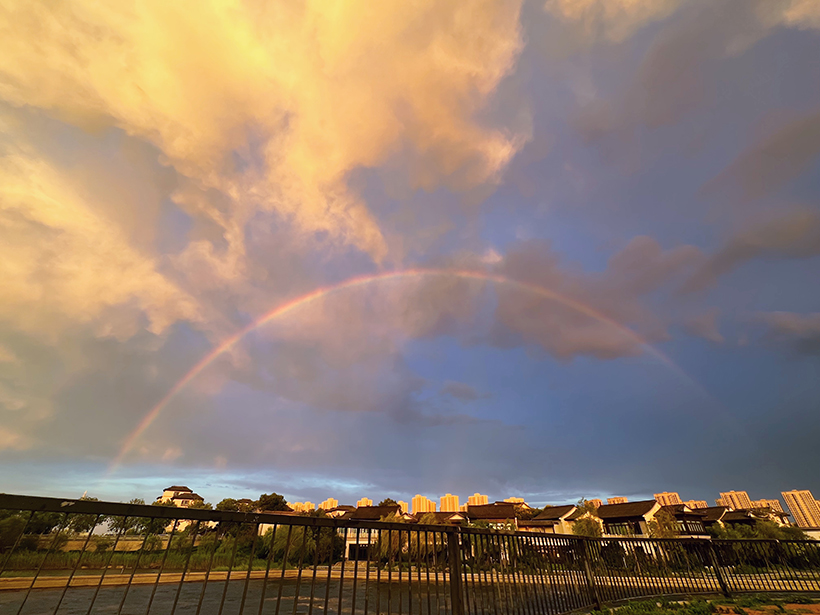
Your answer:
68;496;101;534
257;493;289;512
648;509;679;538
572;517;603;538
378;498;398;507
216;498;239;512
188;500;213;510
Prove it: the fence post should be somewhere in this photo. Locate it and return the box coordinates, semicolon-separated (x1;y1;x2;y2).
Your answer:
580;539;603;611
706;542;731;598
447;528;466;615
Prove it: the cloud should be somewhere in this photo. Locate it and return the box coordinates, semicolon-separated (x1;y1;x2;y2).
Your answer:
0;0;526;264
682;210;820;293
684;308;724;343
758;312;820;355
701;111;820;204
0;139;202;340
544;0;683;43
441;381;491;401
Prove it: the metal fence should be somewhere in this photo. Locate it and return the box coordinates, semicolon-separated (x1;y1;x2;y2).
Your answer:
1;494;819;615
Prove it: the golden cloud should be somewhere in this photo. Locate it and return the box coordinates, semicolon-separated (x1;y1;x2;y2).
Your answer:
0;143;201;339
0;0;525;263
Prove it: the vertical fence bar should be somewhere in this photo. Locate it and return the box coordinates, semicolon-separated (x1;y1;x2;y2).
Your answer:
143;520;180;615
195;528;221;615
291;525;309;615
217;523;242;615
306;528;320;615
116;518;154;615
240;523;261;615
170;520;201;615
257;523;279;615
15;512;69;615
0;510;34;579
274;525;293;615
54;513;102;614
337;527;348;615
446;528;464;615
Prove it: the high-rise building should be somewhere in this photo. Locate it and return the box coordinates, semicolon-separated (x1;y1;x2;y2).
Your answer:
751;499;784;513
607;497;628;505
719;491;752;510
716;497;727;507
440;494;460;512
398;501;409;513
782;490;820;528
291;502;315;512
357;498;373;507
587;499;602;509
685;500;708;509
412;495;436;514
504;497;526;504
468;493;489;506
319;498;338;510
654;492;683;506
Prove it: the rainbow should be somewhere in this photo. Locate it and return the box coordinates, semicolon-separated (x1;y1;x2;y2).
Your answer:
108;268;685;473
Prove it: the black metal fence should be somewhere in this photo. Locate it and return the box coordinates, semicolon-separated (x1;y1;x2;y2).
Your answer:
1;494;819;615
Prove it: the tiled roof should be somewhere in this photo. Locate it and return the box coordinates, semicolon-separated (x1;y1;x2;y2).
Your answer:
698;506;728;523
533;505;577;521
466;503;516;520
164;486;192;492
173;492;204;500
596;500;657;519
417;512;467;524
348;505;401;520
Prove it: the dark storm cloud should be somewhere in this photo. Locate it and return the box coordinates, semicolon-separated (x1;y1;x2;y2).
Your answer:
701;111;820;203
441;381;491;401
682;210;820;293
758;312;820;356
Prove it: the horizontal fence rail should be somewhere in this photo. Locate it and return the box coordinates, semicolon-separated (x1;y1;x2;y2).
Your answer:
1;494;819;615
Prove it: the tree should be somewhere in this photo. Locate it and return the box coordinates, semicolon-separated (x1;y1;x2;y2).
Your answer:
188;500;213;510
378;498;398;507
572;517;603;538
257;493;289;512
648;509;679;538
216;498;239;512
68;496;102;534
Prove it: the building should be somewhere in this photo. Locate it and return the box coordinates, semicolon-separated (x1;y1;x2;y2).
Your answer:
654;492;683;506
417;511;468;525
155;486;205;508
412;495;436;514
597;500;661;536
440;494;460;512
340;505;405;559
519;505;582;535
467;493;489;506
607;497;628;505
586;499;602;509
398;501;409;513
465;503;517;529
325;505;355;518
319;498;338;510
356;498;373;507
504;497;526;504
716;498;727;507
751;499;784;513
685;500;708;509
291;502;315;512
782;490;820;528
719;491;752;510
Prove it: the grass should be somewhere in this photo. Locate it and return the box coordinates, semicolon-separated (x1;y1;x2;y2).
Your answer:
590;596;818;615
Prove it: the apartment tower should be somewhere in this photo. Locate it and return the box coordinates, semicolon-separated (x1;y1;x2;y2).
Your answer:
719;491;752;510
467;493;489;506
654;492;683;506
782;490;820;528
440;494;460;512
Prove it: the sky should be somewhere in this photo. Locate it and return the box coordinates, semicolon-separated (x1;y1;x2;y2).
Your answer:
1;0;820;510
